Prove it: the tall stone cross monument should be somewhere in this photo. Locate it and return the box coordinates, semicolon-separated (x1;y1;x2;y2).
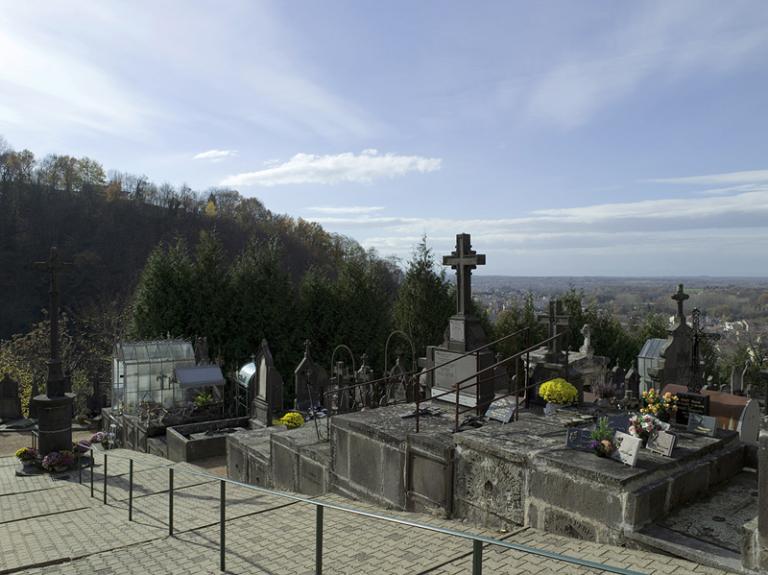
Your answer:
672;283;689;326
427;233;495;410
32;247;75;455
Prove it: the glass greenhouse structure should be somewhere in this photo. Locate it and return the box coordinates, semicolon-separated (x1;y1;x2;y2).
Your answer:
112;340;196;412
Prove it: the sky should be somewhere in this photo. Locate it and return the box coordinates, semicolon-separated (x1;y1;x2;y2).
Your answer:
2;1;768;276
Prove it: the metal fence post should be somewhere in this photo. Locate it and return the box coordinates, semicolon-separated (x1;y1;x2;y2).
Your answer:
89;449;94;497
169;468;174;536
316;505;324;575
472;539;483;575
103;454;108;504
78;452;82;484
220;480;226;572
129;459;134;522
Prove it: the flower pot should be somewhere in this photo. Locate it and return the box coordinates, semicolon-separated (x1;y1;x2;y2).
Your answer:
544;402;561;416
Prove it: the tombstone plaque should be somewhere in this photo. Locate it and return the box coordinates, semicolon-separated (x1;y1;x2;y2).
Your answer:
647;430;677;457
486;397;518;424
607;413;630;434
687;414;717;436
565;427;593;451
611;431;642;466
675;392;710;425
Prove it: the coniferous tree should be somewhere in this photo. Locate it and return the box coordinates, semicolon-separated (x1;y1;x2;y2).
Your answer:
393;237;453;359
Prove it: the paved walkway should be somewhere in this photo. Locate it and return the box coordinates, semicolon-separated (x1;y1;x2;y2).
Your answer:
0;449;736;575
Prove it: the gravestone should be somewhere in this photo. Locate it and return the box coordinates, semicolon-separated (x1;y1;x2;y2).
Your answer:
687;414;717;436
565;427;593;451
648;285;694;389
0;374;22;421
31;247;75;455
647;430;676;457
194;336;210;365
486;396;518;424
611;431;642;467
674;391;710;425
426;234;495;410
251;339;284;426
386;356;409;404
737;399;761;446
294;340;329;412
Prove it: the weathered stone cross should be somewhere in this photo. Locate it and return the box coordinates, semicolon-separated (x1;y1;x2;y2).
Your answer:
537;299;570;361
443;233;485;316
672;283;689;325
33;247;73;397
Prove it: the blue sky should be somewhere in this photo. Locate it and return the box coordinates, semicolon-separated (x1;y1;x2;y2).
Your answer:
2;2;768;275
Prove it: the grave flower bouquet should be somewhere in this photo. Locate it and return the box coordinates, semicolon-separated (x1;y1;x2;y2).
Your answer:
41;450;75;471
589;417;615;458
628;413;669;445
15;447;38;462
538;378;578;405
640;388;678;422
276;412;305;430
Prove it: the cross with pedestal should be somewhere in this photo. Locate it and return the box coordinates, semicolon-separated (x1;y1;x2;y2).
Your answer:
32;246;74;456
537;299;570;362
672;283;689;325
443;233;485;316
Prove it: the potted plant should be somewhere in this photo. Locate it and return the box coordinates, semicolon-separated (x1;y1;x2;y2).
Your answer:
539;378;578;415
640;388;678;422
15;447;39;465
589;417;615;457
274;411;305;429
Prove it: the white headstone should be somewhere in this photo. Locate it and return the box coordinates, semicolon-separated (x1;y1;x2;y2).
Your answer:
611;431;642;467
737;399;761;446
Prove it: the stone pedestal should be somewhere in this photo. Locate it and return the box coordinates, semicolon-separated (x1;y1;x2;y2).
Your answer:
33;393;74;454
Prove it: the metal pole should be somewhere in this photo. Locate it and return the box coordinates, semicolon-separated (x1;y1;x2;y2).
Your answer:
89;449;94;497
455;382;460;431
472;539;483;575
129;459;134;522
220;480;226;572
78;452;82;484
169;468;174;536
315;505;324;575
103;453;108;504
415;378;420;433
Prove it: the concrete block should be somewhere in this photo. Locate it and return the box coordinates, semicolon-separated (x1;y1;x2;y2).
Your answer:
348;431;382;492
247;451;271;487
624;480;668;528
529;467;623;527
272;440;297;491
226;436;248;482
298;456;327;496
669;461;710;509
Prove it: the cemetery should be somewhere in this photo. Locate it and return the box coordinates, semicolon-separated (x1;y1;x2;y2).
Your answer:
4;236;768;574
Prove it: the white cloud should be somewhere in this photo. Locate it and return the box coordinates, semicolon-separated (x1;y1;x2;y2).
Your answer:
306;206;385;215
193;149;238;161
526;4;768;128
221;150;441;187
647;169;768;186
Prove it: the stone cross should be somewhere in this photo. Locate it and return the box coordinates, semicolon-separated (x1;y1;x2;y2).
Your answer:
579;324;593;356
443;233;485;316
672;283;689;325
537;299;570;361
33;247;73;397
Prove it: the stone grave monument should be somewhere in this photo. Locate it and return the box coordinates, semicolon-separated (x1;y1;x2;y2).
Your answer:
425;233;494;409
251;339;284;426
0;374;22;422
294;340;329;412
31;247;75;455
648;284;694;389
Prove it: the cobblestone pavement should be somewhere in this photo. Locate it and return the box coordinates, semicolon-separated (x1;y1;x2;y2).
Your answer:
0;451;737;575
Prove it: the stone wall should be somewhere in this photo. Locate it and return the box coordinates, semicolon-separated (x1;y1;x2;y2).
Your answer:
166;417;249;462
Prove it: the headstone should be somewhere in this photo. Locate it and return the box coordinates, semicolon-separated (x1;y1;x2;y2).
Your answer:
194;337;210;365
251;339;284;426
427;234;495;410
0;374;22;421
687;414;717;436
356;354;375;407
611;362;626;388
294;340;329;412
730;365;744;394
579;324;593;357
386;356;409;404
648;285;694;390
647;430;676;457
607;413;630;434
611;431;642;467
737;399;761;446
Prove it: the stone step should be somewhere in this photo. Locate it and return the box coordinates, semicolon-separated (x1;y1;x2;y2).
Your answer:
629;524;746;574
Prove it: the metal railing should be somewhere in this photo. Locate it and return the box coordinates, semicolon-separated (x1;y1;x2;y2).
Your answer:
88;450;645;575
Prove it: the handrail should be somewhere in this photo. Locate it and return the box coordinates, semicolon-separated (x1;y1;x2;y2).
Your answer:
93;450;644;575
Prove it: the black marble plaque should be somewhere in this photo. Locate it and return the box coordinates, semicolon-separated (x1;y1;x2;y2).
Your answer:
565;428;593;451
607;413;630;433
675;392;709;425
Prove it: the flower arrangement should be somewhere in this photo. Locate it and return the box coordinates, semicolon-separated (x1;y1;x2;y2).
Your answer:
89;431;105;444
15;447;38;462
629;413;667;444
41;450;75;471
539;378;578;405
276;412;305;429
194;392;214;409
73;439;91;454
640;388;678;422
589;417;615;457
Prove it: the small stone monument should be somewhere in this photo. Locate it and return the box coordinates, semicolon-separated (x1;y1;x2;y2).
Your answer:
251;339;284;426
426;233;495;410
31;247;75;456
0;374;22;421
294;340;329;412
648;284;695;389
